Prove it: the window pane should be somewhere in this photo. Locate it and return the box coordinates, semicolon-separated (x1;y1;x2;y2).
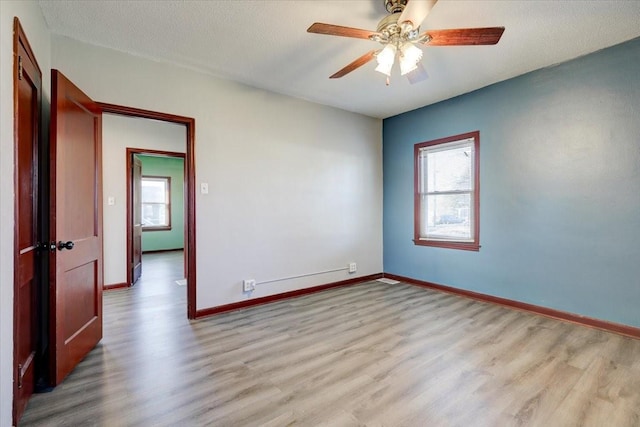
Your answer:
142;203;168;226
141;177;170;229
425;143;473;192
421;193;472;240
414;131;479;250
141;179;167;204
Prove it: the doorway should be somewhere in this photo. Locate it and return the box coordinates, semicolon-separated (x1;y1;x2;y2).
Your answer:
128;149;186;286
99;103;197;319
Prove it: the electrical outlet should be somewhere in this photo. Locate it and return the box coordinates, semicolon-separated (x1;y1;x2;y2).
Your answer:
349;262;357;273
243;279;256;292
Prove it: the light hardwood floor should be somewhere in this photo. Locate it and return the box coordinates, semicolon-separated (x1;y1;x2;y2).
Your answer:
21;251;640;426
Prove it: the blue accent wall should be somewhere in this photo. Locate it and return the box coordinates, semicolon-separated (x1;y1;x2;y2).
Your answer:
383;37;640;327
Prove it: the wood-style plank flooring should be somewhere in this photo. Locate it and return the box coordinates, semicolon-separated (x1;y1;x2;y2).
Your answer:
21;251;640;426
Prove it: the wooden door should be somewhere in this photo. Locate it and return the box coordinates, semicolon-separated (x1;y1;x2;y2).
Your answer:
13;18;42;425
132;154;142;284
49;70;103;385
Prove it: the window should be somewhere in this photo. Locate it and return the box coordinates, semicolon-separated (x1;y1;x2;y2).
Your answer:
414;131;480;251
141;176;171;231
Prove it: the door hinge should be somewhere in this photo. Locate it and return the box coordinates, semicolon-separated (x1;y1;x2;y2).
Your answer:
17;364;23;389
18;55;23;81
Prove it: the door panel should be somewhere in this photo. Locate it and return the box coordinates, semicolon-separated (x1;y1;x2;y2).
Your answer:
132;155;142;284
13;18;42;425
50;69;103;385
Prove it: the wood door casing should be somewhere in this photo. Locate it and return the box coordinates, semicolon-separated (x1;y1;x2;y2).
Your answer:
132;155;142;284
125;147;186;289
101;103;196;319
13;17;42;425
50;70;103;385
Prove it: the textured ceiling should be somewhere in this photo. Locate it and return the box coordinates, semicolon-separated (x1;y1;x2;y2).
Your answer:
38;0;640;119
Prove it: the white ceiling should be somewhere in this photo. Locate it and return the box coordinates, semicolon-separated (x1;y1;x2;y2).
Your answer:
38;0;640;119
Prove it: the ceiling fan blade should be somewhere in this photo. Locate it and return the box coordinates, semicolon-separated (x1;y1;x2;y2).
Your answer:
406;62;429;84
307;23;379;40
398;0;438;31
330;50;377;79
422;27;505;46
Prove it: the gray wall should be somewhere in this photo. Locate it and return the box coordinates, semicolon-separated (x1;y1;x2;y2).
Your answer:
383;37;640;327
53;35;382;310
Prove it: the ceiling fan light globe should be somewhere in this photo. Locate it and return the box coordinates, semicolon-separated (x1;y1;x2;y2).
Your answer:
375;62;394;76
375;43;397;76
376;44;397;64
399;58;418;75
400;42;423;63
399;42;423;75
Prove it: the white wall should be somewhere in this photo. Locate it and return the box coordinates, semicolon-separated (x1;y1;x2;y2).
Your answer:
52;35;383;310
0;2;51;425
102;114;185;286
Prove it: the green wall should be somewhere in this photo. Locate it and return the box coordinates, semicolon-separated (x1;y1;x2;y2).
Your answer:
139;155;185;252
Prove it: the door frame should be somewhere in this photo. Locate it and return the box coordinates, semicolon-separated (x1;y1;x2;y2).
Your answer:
98;103;197;319
126;148;186;284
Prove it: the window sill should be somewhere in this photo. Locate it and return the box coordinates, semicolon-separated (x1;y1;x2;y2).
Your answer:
413;239;480;251
142;226;172;232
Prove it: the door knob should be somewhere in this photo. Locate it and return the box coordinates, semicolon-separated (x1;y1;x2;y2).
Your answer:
57;241;74;251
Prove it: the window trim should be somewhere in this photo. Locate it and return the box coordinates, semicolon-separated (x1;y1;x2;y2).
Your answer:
141;175;172;232
413;131;480;251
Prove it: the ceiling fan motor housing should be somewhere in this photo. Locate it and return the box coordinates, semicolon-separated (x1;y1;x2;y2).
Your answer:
384;0;408;14
375;11;420;44
377;13;402;35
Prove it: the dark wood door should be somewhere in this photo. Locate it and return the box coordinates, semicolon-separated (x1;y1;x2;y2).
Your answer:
132;154;142;284
49;69;103;385
13;18;42;425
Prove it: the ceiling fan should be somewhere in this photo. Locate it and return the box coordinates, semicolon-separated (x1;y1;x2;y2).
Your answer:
307;0;505;84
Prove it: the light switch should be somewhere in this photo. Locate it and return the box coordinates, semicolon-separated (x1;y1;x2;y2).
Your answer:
200;183;209;194
107;196;115;206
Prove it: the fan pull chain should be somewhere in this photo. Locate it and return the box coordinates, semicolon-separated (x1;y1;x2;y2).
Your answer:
386;76;390;86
